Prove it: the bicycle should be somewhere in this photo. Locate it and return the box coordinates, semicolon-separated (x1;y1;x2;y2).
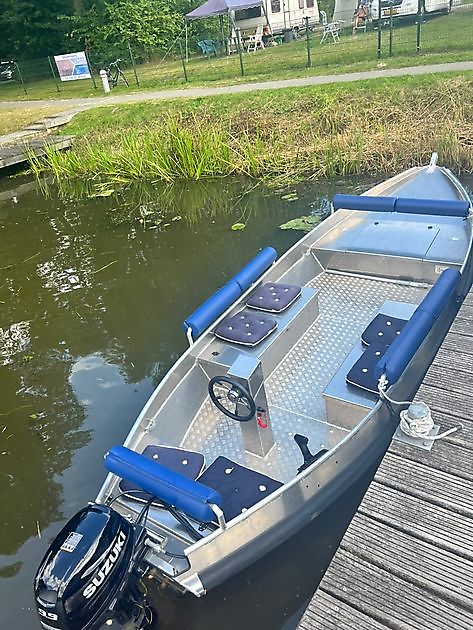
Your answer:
105;58;129;88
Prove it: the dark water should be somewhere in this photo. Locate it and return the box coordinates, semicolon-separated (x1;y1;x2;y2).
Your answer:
2;171;468;629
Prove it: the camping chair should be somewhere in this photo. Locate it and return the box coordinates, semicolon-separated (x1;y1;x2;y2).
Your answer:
197;40;217;57
246;25;264;52
352;2;369;33
320;10;341;44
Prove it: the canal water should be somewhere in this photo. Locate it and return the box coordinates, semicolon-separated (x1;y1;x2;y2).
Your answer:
1;172;470;629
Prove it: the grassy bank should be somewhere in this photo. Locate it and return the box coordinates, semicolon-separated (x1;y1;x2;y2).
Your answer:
29;73;473;189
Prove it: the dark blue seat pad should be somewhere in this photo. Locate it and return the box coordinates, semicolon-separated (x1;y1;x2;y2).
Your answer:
246;282;301;313
214;311;277;346
119;445;205;501
198;456;283;521
346;343;388;394
361;313;407;347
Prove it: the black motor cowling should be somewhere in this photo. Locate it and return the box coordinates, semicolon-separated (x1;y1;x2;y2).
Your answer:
34;503;137;630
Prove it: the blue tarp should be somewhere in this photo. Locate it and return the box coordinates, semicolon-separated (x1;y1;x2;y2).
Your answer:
186;0;262;20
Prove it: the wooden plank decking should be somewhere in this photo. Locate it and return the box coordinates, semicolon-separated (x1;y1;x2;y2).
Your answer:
0;135;73;170
298;289;473;630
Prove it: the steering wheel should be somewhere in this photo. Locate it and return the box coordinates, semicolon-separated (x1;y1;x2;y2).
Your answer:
208;376;256;422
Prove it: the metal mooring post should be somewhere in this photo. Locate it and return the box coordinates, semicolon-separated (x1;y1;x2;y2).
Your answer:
377;0;382;59
305;16;311;68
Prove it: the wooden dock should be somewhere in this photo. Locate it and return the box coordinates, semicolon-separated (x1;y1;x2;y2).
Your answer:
298;289;473;630
0;111;75;171
0;135;73;170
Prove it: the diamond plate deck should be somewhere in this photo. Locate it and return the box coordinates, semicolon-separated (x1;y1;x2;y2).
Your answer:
182;272;427;482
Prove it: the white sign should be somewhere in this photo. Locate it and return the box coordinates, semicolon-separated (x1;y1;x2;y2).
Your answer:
54;51;91;82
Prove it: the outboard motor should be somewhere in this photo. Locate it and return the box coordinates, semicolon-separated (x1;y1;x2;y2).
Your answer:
34;503;156;630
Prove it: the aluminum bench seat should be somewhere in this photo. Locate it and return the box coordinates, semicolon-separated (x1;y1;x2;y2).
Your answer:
201;286;319;377
106;446;282;526
323;300;417;429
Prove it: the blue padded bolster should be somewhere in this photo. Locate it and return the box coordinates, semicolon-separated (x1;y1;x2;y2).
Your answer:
105;446;222;523
183;280;241;338
416;268;461;319
395;197;469;217
374;310;434;383
230;247;277;292
374;268;461;383
333;193;470;217
333;194;397;212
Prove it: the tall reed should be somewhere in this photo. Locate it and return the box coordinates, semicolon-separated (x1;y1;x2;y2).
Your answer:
29;76;473;190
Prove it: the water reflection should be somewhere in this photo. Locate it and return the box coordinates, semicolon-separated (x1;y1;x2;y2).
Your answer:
4;171;466;629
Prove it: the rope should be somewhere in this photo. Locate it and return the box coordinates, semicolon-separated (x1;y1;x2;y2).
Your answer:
399;405;462;441
378;381;463;441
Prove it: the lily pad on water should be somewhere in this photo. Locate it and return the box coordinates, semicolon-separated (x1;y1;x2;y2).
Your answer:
280;192;299;202
90;189;115;198
279;215;321;232
231;222;246;231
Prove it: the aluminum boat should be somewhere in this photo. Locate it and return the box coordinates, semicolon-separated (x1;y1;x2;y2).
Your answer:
34;156;473;630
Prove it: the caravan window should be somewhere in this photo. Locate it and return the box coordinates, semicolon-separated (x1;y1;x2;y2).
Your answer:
271;0;281;12
299;0;305;8
307;0;314;6
235;7;262;19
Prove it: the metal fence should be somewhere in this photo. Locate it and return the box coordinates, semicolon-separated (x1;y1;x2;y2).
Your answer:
0;3;471;101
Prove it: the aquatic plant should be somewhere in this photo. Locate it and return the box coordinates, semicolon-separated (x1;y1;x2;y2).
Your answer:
29;75;473;189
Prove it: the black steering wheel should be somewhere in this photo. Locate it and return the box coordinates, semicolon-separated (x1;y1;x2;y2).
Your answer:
208;376;256;422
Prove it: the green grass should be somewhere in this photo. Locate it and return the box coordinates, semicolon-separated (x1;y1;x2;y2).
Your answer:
2;8;472;102
30;72;473;189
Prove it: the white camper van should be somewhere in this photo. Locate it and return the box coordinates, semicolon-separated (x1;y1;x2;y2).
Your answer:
234;0;320;35
370;0;452;21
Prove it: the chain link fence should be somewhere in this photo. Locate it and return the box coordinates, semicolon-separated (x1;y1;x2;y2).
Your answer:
0;2;471;101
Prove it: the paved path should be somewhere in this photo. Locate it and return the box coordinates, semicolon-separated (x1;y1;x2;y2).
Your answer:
0;61;472;112
297;287;473;630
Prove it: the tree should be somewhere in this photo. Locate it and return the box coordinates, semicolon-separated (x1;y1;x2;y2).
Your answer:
69;0;184;62
0;0;73;60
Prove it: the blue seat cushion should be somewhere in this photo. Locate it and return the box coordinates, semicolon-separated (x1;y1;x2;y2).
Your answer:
374;309;435;383
198;456;283;521
246;282;301;313
119;445;205;502
214;311;277;346
346;343;388;394
361;313;407;347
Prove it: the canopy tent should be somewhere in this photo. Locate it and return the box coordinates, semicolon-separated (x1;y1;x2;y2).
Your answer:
184;0;266;61
186;0;263;21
